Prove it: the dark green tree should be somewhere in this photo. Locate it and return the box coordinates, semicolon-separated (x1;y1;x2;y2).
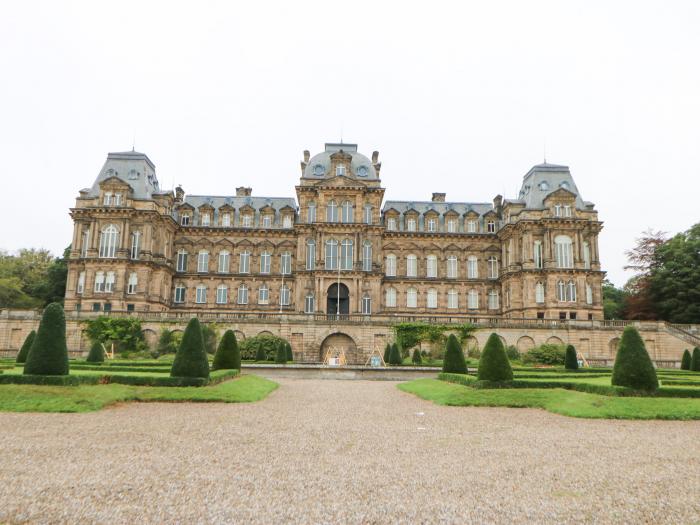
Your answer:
255;345;268;362
442;334;467;374
680;349;692;370
564;344;579;370
201;324;218;355
156;328;179;356
23;302;69;376
388;342;402;365
691;347;700;372
212;330;240;370
477;333;513;382
15;330;36;364
170;318;210;379
383;343;391;364
86;341;105;363
602;279;628;320
611;326;658;391
285;342;293;362
275;342;287;364
411;348;422;365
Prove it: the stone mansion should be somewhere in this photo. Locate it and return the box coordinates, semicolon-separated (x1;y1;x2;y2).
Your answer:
64;143;605;322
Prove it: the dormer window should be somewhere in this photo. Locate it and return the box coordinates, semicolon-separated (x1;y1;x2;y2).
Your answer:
447;219;457;233
336;165;346;176
242;214;252;227
467;219;477;233
554;204;562;217
539;181;549;191
560;181;570;190
564;205;572;217
181;214;190;226
487;220;496;233
357;166;369;177
262;215;273;228
387;217;397;231
427;218;437;232
201;213;210;226
221;213;231;227
114;193;122;206
313;164;324;176
283;215;293;228
103;192;112;205
406;218;416;232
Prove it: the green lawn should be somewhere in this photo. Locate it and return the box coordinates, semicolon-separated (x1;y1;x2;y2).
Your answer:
0;375;278;413
399;378;700;420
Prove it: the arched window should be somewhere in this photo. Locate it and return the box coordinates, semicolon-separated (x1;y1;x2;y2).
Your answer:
80;230;89;258
174;284;186;303
218;250;230;273
557;280;566;302
260;251;271;274
467;256;479;279
426;255;437;278
340;239;353;270
280;284;290;306
487;256;499;279
326;200;338;222
304;293;315;313
99;224;118;258
427;288;438;308
487;220;496;233
259;285;269;304
362;241;372;272
554;235;573;268
176;250;188;272
385;254;397;277
130;231;140;260
535;282;545;303
306;239;316;270
216;284;228;304
385;287;397;307
468;289;479;309
364;205;372;225
307;202;316;223
280;252;292;275
539;181;549;191
341;201;354;223
239;250;250;273
406;254;417;277
325;239;338;270
583;241;591;269
406;287;418;308
533;240;543;269
567;280;577;302
197;250;209;273
586;283;593;304
195;284;207;304
237;284;248;304
447;289;458;309
127;272;138;294
447;256;458;278
362;294;371;315
488;290;499;309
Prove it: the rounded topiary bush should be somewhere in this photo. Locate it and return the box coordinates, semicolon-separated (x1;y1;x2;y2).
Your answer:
412;348;422;365
564;344;578;370
285;342;293;362
170;318;210;379
388;343;402;365
275;342;287;364
383;343;391;364
255;345;268;362
24;303;69;376
212;330;240;370
611;326;658;391
691;347;700;372
442;334;467;374
477;333;513;382
681;349;692;370
15;330;36;364
86;341;105;363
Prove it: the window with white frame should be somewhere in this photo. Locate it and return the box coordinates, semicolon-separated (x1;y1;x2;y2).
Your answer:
196;285;207;304
427;218;437;232
326;200;338;222
567;280;577;302
427;288;438;308
387;217;397;231
340;239;353;270
104;272;115;293
283;215;293;228
103;192;112;205
564;205;572;217
280;284;290;306
467;219;477;233
114;193;122;206
262;215;272;228
127;272;137;294
427;255;437;278
468;289;479;309
447;289;458;309
487;256;499;279
221;212;231;227
362;241;372;272
336;165;346;176
534;240;543;269
304;294;315;313
307;202;316;223
586;283;593;304
259;285;269;304
385;287;397;307
583;241;591;269
406;218;416;232
176;250;188;272
201;213;211;226
130;231;140;260
554;235;574;268
488;289;499;309
535;282;545;303
341;201;354;223
406;255;417;277
385;254;396;277
239;251;250;273
325;239;338;270
447;219;457;233
216;284;228;304
487;220;496;233
218;250;230;273
406;287;417;308
447;256;458;278
364;205;372;225
81;230;89;258
99;225;118;258
241;214;252;228
557;280;566;301
467;256;479;279
306;240;315;270
77;271;85;294
181;214;191;226
174;284;185;303
197;250;209;273
362;294;371;315
237;285;248;304
260;252;271;274
554;204;562;217
281;252;291;275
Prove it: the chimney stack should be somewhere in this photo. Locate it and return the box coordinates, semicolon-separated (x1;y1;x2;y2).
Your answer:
236;186;252;197
303;150;310;163
372;151;379;164
432;192;446;202
175;185;184;202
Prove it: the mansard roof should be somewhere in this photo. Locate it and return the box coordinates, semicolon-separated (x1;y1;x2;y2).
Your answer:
517;162;590;210
302;143;379;180
88;150;160;199
382;200;493;216
184;195;297;211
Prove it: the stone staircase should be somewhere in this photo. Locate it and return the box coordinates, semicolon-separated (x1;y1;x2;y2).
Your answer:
665;323;700;348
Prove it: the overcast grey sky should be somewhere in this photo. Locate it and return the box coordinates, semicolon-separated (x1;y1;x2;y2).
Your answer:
1;0;698;286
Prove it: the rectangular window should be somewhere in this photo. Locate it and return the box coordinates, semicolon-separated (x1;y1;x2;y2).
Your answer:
218;252;230;273
127;273;137;294
564;205;572;217
130;232;140;260
283;215;293;228
92;302;101;312
467;257;478;279
427;290;437;308
447;257;457;279
304;295;315;314
488;258;499;279
487;221;496;233
583;242;591;269
260;253;271;274
447;219;457;233
387;217;397;231
467;220;477;233
104;272;115;293
427;218;437;232
535;284;545;303
242;215;252;227
221;213;231;227
362;243;372;272
325;242;338;270
258;287;269;304
447;291;458;309
407;218;416;232
385;255;396;277
385;288;396;307
406;289;417;308
280;286;290;306
281;252;292;275
534;241;543;269
237;287;248;304
126;303;134;312
196;287;207;304
488;291;499;310
262;215;272;228
103;303;112;312
103;192;112;205
239;252;250;273
81;230;89;258
77;271;85;294
427;256;437;278
340;241;353;270
174;286;185;303
181;214;190;226
362;296;371;315
306;242;315;270
468;291;479;309
364;206;372;225
201;213;210;226
114;194;122;206
197;252;209;273
176;252;188;272
406;256;417;277
307;204;316;224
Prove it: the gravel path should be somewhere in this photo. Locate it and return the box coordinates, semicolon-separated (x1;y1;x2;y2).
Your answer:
1;378;699;524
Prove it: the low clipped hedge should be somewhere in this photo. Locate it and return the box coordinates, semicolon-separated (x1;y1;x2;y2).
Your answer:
0;374;100;386
70;365;173;373
438;372;478;386
0;369;238;387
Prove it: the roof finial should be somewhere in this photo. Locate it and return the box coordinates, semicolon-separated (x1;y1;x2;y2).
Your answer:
340;121;343;145
543;138;547;164
132;130;136;152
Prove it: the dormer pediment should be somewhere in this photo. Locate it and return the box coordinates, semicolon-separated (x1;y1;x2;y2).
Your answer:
543;187;578;204
314;175;367;189
177;202;195;211
99;176;132;191
239;204;255;214
463;209;480;218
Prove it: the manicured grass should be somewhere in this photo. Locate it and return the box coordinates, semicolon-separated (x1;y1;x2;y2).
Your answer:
0;375;278;413
398;378;700;420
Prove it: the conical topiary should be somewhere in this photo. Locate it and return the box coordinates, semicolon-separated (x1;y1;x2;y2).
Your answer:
383;343;391;364
86;341;105;363
477;333;513;382
275;342;287;364
212;330;240;370
691;347;700;372
443;334;467;374
611;326;658;391
15;330;36;364
411;348;422;365
681;349;692;370
23;303;69;376
388;342;402;365
564;344;578;370
170;318;210;379
285;342;293;362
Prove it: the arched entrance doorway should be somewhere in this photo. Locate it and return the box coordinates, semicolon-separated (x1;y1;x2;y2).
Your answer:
327;283;350;315
320;332;359;364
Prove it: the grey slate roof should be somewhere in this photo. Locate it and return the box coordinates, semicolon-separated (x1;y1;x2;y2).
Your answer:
382;200;494;216
516;163;587;209
88;151;160;199
183;195;297;210
303;143;379;180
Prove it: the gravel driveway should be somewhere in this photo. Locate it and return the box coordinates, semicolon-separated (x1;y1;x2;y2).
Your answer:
1;378;699;524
